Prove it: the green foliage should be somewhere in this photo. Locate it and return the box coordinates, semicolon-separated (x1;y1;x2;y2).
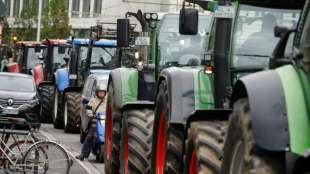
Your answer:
14;0;38;40
42;0;70;39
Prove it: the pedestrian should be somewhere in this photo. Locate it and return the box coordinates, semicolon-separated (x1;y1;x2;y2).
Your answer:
75;84;107;161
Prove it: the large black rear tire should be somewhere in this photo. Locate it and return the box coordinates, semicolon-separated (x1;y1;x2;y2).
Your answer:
120;108;154;174
104;83;121;174
151;81;184;174
53;90;63;129
63;92;81;133
184;121;227;174
222;98;283;174
38;84;54;123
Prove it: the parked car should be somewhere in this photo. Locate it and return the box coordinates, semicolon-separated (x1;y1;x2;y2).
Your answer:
0;72;40;127
80;71;109;142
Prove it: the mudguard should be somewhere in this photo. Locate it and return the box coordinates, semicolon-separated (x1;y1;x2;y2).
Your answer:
109;68;138;109
33;64;45;86
157;67;214;125
122;101;154;111
38;81;53;88
55;68;69;92
231;70;289;151
63;86;83;94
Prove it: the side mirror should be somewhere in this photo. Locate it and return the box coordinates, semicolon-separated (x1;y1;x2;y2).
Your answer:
179;8;198;35
58;46;66;54
274;26;289;38
270;27;296;68
117;19;130;47
34;45;41;53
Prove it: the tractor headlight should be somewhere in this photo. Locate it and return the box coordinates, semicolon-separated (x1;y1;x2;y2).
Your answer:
145;13;151;20
151;13;158;20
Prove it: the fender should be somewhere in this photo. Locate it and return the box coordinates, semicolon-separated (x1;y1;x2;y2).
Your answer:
55;68;69;92
122;101;154;111
186;109;231;130
231;70;288;151
109;68;138;109
33;64;45;86
63;86;83;95
157;67;214;125
38;81;53;88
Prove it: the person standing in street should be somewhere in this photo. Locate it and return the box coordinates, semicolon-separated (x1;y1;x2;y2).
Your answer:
76;83;107;161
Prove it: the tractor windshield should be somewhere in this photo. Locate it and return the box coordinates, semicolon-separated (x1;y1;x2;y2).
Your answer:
158;14;211;67
80;46;116;70
232;5;300;68
26;48;43;69
90;47;116;69
52;47;69;66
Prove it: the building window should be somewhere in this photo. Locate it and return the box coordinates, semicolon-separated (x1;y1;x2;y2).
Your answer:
93;0;102;17
4;0;10;16
82;0;90;17
72;0;79;18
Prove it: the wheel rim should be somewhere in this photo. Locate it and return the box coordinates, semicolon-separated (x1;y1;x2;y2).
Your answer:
106;104;112;160
53;90;58;121
189;150;197;174
123;129;128;174
156;111;167;174
230;141;246;174
64;101;68;127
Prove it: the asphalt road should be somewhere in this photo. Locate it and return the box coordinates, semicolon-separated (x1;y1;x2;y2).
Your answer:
39;124;105;174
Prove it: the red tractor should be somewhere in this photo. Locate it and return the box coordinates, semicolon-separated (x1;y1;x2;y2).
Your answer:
8;41;46;86
39;39;71;123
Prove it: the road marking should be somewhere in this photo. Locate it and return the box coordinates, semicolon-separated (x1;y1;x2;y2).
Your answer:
39;129;103;174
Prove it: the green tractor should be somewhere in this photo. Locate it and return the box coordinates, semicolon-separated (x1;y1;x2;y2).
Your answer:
104;10;157;174
222;0;310;173
149;0;303;174
105;10;213;174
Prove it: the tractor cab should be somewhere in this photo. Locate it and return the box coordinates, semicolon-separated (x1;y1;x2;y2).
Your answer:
11;41;46;73
157;13;211;70
9;41;46;85
41;39;71;82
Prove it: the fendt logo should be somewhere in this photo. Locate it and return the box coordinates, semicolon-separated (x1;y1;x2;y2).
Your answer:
7;99;14;106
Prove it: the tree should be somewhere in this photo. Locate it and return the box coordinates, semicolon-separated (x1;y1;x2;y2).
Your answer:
14;0;38;41
42;0;70;39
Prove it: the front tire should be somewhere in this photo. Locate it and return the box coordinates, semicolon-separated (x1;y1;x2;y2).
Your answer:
120;108;154;174
222;98;283;174
184;121;227;174
53;90;63;129
104;83;121;174
151;81;184;174
38;84;54;123
63;92;81;133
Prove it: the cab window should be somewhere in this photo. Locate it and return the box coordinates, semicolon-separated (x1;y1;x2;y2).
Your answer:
300;10;310;72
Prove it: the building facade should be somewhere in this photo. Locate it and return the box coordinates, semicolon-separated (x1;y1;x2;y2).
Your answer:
3;0;183;36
